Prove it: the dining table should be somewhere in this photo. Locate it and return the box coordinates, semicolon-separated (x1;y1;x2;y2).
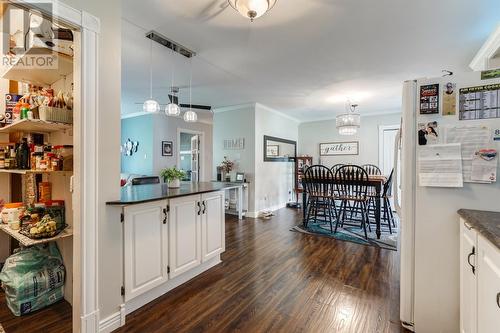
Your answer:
301;175;387;239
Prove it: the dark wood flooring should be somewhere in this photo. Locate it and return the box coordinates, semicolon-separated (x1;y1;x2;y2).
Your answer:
0;291;72;333
116;208;408;333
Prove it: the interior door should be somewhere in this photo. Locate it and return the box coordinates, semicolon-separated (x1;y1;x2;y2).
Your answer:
191;135;200;182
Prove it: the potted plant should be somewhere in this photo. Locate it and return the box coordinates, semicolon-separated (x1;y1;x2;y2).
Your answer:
219;156;234;182
160;167;186;188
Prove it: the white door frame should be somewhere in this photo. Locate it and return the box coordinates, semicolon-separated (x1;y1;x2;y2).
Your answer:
378;124;400;170
177;128;204;182
17;1;101;332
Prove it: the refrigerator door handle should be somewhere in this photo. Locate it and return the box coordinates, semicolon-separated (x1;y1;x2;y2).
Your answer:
393;129;402;216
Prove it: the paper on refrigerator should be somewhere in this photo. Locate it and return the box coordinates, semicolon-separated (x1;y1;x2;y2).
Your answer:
444;126;491;182
418;143;463;187
470;149;498;183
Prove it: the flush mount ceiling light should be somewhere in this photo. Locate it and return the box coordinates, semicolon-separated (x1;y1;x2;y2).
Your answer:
336;103;361;136
228;0;278;22
143;38;159;113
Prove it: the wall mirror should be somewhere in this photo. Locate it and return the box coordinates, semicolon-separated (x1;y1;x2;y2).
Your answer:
263;135;297;162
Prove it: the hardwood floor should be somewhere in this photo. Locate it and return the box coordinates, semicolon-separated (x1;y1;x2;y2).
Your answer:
0;291;72;333
116;208;408;333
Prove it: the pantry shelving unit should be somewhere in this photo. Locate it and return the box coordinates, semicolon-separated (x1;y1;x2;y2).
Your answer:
0;224;73;247
0;9;78;317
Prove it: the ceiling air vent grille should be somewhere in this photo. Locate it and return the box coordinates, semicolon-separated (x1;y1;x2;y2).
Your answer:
145;31;196;58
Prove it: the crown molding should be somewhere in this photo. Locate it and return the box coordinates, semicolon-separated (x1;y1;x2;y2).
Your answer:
213;103;256;113
255;103;301;123
470;23;500;71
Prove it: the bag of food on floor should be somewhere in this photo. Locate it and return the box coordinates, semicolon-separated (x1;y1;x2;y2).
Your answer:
0;242;65;316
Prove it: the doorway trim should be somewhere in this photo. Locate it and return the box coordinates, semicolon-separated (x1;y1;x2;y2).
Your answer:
177;128;204;182
378;124;400;170
16;1;101;332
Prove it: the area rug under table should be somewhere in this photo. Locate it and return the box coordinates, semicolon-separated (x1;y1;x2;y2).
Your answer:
291;219;398;251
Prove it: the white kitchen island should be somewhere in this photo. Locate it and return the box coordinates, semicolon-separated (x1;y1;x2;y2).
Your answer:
107;182;227;318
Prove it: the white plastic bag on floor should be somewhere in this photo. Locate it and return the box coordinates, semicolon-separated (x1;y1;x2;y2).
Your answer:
0;243;65;316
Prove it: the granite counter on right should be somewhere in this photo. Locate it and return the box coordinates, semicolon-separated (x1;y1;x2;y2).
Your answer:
457;209;500;250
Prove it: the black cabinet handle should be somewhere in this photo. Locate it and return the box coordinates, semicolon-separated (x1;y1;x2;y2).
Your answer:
202;201;206;214
497;292;500;309
197;201;201;215
467;246;476;275
162;208;167;224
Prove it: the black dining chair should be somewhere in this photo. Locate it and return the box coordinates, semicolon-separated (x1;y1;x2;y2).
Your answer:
368;169;395;233
303;165;336;231
362;164;382;176
334;165;371;239
330;164;344;174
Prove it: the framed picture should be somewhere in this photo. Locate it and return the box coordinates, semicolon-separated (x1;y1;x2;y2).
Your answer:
266;145;279;157
235;172;245;183
319;141;359;156
162;141;173;156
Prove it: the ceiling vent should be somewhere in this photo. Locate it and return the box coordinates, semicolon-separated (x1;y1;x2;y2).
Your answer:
145;31;196;58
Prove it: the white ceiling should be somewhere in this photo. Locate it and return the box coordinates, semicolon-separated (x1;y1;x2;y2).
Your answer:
121;0;500;122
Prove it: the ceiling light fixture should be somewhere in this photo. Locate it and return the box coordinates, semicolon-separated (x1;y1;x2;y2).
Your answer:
183;59;198;123
143;38;159;113
228;0;278;22
336;103;361;136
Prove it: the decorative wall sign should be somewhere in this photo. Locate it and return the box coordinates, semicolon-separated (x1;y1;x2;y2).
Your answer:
121;139;139;156
162;141;173;156
266;145;279;157
224;138;245;150
420;84;439;114
459;84;500;120
319;141;359;156
442;82;456;116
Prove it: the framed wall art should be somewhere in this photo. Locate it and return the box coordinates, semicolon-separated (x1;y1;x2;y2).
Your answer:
319;141;359;156
162;141;173;156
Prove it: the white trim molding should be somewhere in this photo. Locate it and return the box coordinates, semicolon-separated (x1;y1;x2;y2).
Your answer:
470;23;500;71
98;304;126;333
255;103;301;123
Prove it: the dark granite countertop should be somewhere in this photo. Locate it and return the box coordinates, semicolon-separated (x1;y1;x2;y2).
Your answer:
107;182;231;206
458;209;500;249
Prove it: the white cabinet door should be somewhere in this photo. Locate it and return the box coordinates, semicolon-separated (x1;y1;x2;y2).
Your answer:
169;195;202;278
460;220;477;333
201;191;225;262
124;200;169;301
477;235;500;333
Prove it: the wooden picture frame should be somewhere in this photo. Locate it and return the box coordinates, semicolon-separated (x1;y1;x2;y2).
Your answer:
162;141;173;156
319;141;359;156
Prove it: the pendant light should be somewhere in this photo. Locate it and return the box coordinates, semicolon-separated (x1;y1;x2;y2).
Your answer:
165;47;181;117
336;103;361;136
183;59;198;123
143;38;159;113
228;0;278;22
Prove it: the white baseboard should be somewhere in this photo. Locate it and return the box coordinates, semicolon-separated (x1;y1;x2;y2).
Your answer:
98;304;125;333
81;309;99;333
126;256;221;315
248;202;288;218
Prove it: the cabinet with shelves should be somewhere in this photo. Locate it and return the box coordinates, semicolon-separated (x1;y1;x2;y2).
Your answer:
294;156;313;194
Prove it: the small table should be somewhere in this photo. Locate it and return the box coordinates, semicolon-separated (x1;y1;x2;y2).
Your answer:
212;181;249;220
302;175;386;239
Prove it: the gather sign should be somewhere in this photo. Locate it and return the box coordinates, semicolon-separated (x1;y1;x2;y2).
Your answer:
319;141;359;156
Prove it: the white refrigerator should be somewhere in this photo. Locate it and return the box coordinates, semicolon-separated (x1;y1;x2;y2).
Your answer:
396;71;500;332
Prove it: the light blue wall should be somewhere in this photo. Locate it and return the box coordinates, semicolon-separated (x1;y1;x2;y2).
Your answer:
121;115;154;175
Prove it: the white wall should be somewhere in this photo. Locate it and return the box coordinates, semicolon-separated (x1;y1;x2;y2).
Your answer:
61;0;122;322
213;103;299;215
299;113;401;167
213;104;256;211
254;104;299;212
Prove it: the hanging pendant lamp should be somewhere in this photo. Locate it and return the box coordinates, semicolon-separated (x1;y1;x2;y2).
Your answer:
165;48;181;116
183;59;198;123
143;38;159;113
